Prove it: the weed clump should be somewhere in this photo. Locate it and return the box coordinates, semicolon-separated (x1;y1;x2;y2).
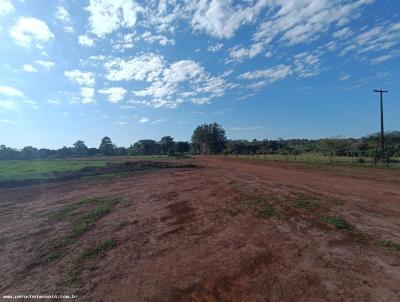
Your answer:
63;239;117;287
377;240;400;251
44;196;120;263
255;205;277;218
76;239;117;263
65;197;119;244
292;195;317;209
321;216;353;230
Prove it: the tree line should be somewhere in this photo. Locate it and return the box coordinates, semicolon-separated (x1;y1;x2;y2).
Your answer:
0;136;190;160
1;123;399;160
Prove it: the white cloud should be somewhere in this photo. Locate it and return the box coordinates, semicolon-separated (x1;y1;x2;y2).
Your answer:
89;55;106;61
36;60;55;69
55;6;70;22
189;0;268;39
151;119;165;124
105;53;164;82
55;5;72;32
339;74;350;81
133;81;175;98
207;43;223;52
341;22;400;63
140;0;183;33
112;33;135;50
78;35;95;47
47;99;61;105
228;42;263;61
371;50;400;64
141;31;175;46
0;0;14;16
0;86;24;97
9;17;54;48
293;51;321;78
138;117;149;123
0;118;19;125
163;60;204;83
65;70;95;86
63;26;74;33
86;0;142;38
0;100;16;109
191;97;210;105
253;0;373;46
23;100;38;110
98;87;127;103
106;53;233;109
80;87;95;104
333;27;353;39
238;64;293;82
22;64;37;73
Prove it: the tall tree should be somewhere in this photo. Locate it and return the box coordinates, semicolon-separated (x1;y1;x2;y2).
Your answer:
73;140;88;157
175;141;190;153
191;123;227;154
160;136;175;154
130;140;160;155
99;136;114;155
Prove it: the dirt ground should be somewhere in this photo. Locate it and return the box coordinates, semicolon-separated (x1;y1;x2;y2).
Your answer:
1;156;400;301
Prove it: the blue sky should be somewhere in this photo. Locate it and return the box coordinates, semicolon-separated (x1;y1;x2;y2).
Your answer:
0;0;399;149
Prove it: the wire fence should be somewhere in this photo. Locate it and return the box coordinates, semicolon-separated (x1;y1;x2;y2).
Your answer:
229;153;400;169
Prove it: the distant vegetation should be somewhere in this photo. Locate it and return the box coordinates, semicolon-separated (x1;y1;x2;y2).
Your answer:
1;123;399;163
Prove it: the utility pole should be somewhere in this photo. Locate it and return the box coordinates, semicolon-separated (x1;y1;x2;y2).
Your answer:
373;89;388;153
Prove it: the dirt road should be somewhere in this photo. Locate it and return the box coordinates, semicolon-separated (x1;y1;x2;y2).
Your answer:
1;157;400;301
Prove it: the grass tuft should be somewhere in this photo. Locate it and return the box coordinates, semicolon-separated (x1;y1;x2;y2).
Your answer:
76;239;117;263
44;196;120;263
255;205;277;218
48;197;99;221
63;239;117;287
291;195;317;209
321;216;354;230
64;197;119;244
377;240;400;251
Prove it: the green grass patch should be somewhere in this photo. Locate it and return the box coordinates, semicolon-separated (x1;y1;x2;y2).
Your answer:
48;197;99;221
254;205;278;218
44;196;120;262
291;195;318;209
321;216;354;230
64;239;117;287
377;240;400;251
0;159;106;182
241;194;268;205
64;197;119;244
229;154;400;170
240;193;279;219
63;267;79;287
76;239;117;263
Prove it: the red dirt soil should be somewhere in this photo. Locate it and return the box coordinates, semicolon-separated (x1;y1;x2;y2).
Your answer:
1;156;400;301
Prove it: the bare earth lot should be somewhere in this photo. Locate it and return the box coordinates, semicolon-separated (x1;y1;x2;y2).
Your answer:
1;156;400;301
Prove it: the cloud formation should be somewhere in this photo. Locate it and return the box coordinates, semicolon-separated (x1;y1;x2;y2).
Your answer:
10;17;54;48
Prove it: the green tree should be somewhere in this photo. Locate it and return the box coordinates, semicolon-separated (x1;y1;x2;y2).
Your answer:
160;136;175;155
73;140;88;157
191;123;227;154
20;146;39;159
130;140;160;155
175;141;190;153
99;136;114;155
